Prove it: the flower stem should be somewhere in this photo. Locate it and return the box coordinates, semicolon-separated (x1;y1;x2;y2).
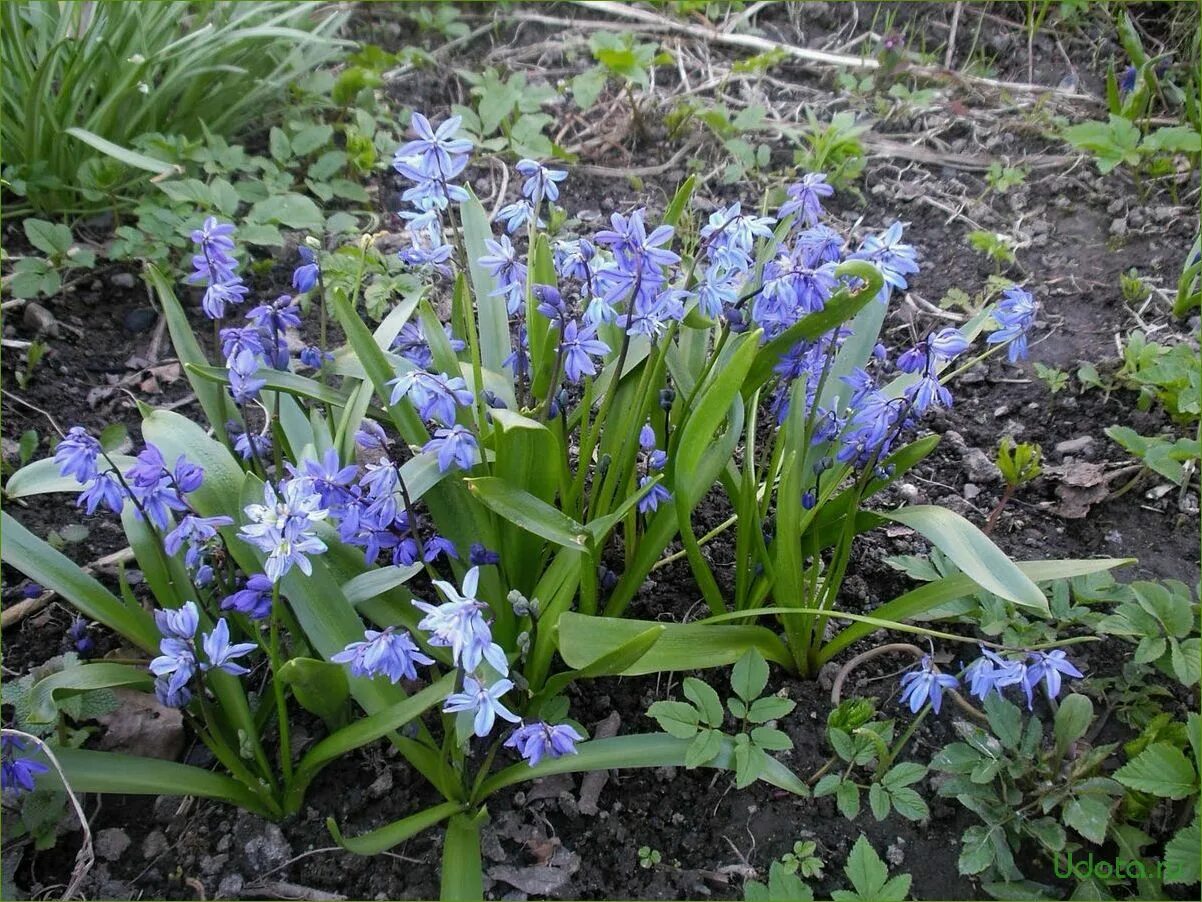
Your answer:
269;583;293;783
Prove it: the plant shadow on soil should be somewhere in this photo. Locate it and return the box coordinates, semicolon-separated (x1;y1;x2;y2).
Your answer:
3;2;1200;900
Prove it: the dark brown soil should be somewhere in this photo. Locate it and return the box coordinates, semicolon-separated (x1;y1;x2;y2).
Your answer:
3;3;1199;900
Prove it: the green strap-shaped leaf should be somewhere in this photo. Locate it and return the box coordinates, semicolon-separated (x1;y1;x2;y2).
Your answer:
36;747;269;815
326;800;465;857
28;663;153;724
460;188;510;374
818;558;1131;665
878;506;1047;611
535;625;664;703
465;477;590;549
341;564;422;606
5;455;137;498
477;733;808;799
65;127;177;174
144;264;236;443
441;812;487;901
558;612;791;674
1;512;158;653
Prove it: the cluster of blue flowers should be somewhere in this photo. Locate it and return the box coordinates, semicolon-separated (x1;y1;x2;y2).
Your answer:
149;602;256;707
189;217;249;320
1;736;48;796
899;647;1084;715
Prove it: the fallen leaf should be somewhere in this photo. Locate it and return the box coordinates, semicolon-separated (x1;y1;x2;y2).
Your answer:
97;688;184;760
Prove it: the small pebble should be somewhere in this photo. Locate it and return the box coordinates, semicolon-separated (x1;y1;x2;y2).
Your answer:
122;308;158;333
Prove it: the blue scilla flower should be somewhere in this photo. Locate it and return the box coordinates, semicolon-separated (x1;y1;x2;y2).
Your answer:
444;675;521;738
332;626;434;683
220;325;265;362
415;566;508;675
963;647;1025;700
778;172;834;227
469;542;501;566
560;320;610;383
150;638;197;704
701;203;775;262
233;428;272;462
388;371;474;427
155;601;199;641
238;478;330;583
247;295;302;337
201;280;250;320
222;573;274;620
637;476;671;514
1119;64;1137;95
395;112;474;180
597;209;680;273
54;426;101;483
78;471;125;515
899;655;959;713
1;737;49;794
164;514;233;558
1024;649;1083;704
515;158;568;206
228;348;266;404
850;222;919;301
424;425;480;473
554;238;597;283
200;619;256;676
794;224;844;266
299;346;333;370
495;199;541;234
505;721;585;767
67;617;94;657
479;235;528;315
291;448;359;510
292;246;320;293
987;286;1036;363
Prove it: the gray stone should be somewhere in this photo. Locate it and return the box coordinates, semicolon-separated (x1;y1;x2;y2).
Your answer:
962;447;1000;483
898;483;919;503
95;828;131;861
1054;436;1094;455
142;830;169;859
963;483;981;500
367;770;393;800
216;874;245;899
200;853;229;877
242;822;292;872
110;272;137;289
23;302;60;337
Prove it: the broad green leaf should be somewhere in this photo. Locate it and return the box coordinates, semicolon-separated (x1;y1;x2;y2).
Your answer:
1113;743;1198;799
37;747;268;815
1;512;158;652
685;729;723;768
66;128;177;174
465;477;589;549
683;677;724;728
278;657;350;725
441;812;486;901
460;189;510;373
145;265;235;443
341;564;422;606
558;612;792;675
1063;794;1113;844
878;506;1046;611
1053;694;1094;759
535;625;663;701
326;800;464;856
1164;818;1201;885
731;649;769;703
28;663;152;724
4;455;137;498
818;558;1129;665
477;733;808;799
647;701;701;738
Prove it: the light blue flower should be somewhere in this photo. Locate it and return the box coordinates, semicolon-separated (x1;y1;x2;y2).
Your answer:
201;619;257;676
899;655;959;713
423;425;480;473
505;721;585;766
444;675;521;737
332;626;435;683
414;567;508;674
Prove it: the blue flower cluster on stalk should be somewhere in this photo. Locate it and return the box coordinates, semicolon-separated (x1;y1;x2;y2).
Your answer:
149;601;257;707
899;646;1084;715
1;737;48;795
189;217;249;320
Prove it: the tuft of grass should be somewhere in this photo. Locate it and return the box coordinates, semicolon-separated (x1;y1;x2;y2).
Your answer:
1;1;349;217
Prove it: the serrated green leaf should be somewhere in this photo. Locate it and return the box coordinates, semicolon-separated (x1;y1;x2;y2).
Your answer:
683;677;724;728
1113;743;1198;799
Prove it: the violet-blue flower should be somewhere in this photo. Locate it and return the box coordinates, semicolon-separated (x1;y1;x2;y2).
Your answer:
332;626;435;683
444;675;521;738
986;286;1036;363
1024;649;1083;703
414;566;508;674
238;478;330;583
778;172;834;227
424;425;480;472
388;370;473;426
54;426;101;483
292;246;320;293
222;574;274;620
899;654;959;713
560;319;610;382
505;721;585;767
77;471;126;515
515;158;568;205
200;619;257;676
1;738;49;794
